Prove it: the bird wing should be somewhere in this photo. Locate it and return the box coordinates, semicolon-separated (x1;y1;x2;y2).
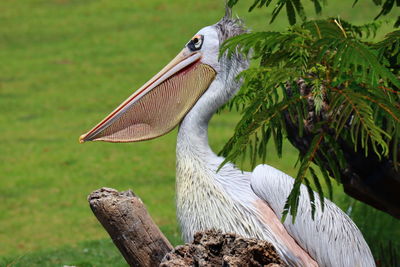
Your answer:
250;164;375;267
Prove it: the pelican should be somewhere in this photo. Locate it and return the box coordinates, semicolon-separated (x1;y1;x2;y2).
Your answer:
80;10;375;267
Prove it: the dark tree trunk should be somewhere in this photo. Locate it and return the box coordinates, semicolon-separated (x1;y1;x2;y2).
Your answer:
284;80;400;219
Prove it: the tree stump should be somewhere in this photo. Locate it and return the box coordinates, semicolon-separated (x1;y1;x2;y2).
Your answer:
88;187;173;267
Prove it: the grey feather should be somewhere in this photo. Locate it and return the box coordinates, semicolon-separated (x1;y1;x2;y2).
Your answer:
251;165;375;267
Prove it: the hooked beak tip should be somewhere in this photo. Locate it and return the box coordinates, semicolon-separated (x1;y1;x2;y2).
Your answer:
79;135;87;144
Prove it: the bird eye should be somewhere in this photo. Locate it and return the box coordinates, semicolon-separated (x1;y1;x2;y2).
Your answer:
187;35;204;51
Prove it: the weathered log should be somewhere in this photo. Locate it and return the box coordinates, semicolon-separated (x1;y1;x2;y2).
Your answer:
88;187;173;267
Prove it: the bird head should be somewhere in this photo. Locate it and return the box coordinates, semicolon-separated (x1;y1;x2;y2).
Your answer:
79;10;247;143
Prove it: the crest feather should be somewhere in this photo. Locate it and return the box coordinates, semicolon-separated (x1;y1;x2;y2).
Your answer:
214;5;247;44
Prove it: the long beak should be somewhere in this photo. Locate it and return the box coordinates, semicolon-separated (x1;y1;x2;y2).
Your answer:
79;49;216;143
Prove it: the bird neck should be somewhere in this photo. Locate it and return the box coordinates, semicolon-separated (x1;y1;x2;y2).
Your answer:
177;77;228;160
177;53;247;157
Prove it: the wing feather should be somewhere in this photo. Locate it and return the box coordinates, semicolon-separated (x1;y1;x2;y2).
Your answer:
251;164;375;267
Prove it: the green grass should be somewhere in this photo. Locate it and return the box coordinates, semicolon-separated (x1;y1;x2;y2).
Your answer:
0;239;127;267
0;0;399;265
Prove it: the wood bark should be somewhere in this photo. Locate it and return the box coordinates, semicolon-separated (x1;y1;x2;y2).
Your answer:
88;187;173;267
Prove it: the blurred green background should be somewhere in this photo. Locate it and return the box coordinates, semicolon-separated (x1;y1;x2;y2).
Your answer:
0;0;399;266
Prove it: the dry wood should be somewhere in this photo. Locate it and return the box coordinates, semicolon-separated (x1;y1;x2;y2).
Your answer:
161;230;287;267
88;187;173;267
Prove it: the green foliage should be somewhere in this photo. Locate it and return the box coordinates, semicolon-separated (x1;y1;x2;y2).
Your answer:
220;17;400;221
229;0;399;26
227;0;324;25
